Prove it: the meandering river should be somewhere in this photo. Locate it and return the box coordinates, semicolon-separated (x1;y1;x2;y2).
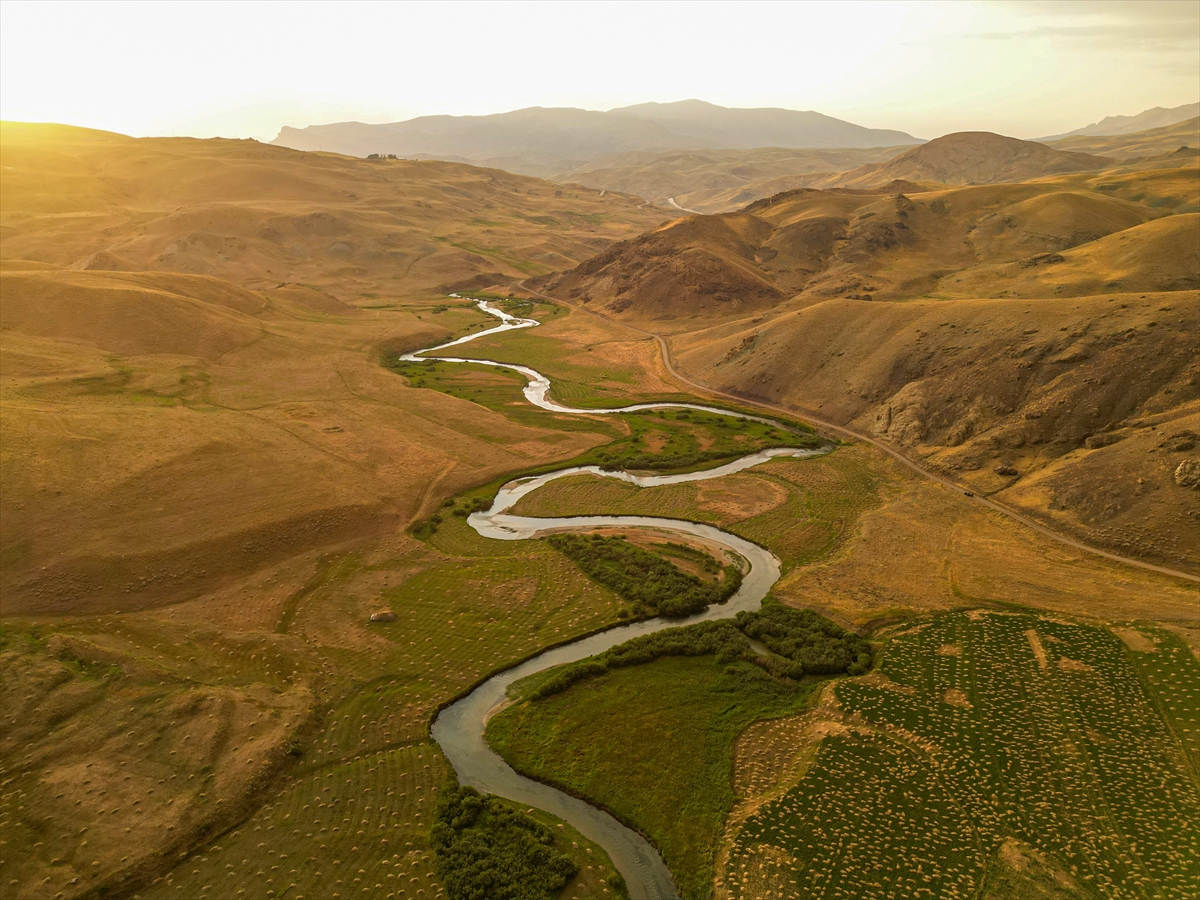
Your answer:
414;300;826;899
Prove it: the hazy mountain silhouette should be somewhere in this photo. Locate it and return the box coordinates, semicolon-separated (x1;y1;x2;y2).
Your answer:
271;100;922;177
1039;102;1200;140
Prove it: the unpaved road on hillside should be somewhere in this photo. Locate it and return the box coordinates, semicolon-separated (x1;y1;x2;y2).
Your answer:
521;282;1199;585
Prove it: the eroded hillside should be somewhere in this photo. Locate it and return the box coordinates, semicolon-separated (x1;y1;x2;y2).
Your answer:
547;160;1200;572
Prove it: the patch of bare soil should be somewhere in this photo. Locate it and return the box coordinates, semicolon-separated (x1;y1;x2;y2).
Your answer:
1057;657;1094;673
1026;629;1049;670
467;575;539;609
944;688;973;708
695;475;788;520
1113;626;1158;652
713;685;844;899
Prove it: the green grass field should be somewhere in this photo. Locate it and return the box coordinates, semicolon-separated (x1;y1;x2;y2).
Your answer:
121;509;636;900
570;408;816;473
454;303;696;409
487;655;820;900
723;611;1200;900
137;743;625;900
510;448;884;572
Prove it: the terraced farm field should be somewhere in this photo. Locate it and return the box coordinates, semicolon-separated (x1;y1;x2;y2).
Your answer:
719;611;1200;900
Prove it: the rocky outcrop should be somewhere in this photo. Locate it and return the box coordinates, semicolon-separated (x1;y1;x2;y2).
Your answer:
1174;459;1200;489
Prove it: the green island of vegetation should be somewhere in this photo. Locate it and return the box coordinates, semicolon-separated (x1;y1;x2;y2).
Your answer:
486;600;871;899
431;779;584;900
571;408;817;474
546;533;743;618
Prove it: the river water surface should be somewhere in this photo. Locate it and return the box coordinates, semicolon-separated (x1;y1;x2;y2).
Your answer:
413;300;825;899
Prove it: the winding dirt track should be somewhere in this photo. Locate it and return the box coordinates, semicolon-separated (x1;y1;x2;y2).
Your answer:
520;282;1198;585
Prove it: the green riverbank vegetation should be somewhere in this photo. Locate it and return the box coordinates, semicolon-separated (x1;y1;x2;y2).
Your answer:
546;533;742;618
486;600;872;899
720;611;1200;899
431;779;578;900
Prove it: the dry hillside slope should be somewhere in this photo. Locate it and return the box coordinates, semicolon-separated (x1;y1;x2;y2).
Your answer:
556;145;917;214
1046;116;1200;160
0;120;666;300
545;171;1185;325
829;132;1112;188
551;165;1200;572
0;124;672;615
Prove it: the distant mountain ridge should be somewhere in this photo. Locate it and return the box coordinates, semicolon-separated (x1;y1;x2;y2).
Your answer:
271;100;922;178
1039;102;1200;140
1045;117;1200;160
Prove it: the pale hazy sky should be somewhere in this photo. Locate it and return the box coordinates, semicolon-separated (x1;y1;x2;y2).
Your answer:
1;0;1197;141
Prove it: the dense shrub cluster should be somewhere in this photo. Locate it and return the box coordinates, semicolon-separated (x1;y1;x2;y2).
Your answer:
546;533;742;617
596;445;788;472
431;780;578;900
530;621;749;699
530;598;871;700
738;600;873;676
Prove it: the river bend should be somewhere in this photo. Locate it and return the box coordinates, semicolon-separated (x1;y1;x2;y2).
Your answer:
417;300;825;899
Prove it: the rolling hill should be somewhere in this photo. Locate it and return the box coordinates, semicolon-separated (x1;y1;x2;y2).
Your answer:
554;144;917;213
0;120;665;299
545;162;1200;572
271;100;921;177
0;123;670;615
0;120;700;899
554;118;1200;214
827;131;1112;188
544;170;1173;321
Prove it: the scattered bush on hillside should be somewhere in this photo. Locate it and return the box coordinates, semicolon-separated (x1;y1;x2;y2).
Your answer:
546;533;742;617
529;597;871;700
431;779;578;900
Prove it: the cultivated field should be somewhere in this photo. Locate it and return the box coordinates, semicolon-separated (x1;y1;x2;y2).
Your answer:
718;611;1200;899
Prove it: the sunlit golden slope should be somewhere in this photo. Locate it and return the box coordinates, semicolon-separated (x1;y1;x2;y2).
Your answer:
939;214;1200;298
0;124;672;614
0;121;666;299
544;172;1183;325
1046;116;1200;159
551;163;1200;571
823;131;1112;188
555;145;916;213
